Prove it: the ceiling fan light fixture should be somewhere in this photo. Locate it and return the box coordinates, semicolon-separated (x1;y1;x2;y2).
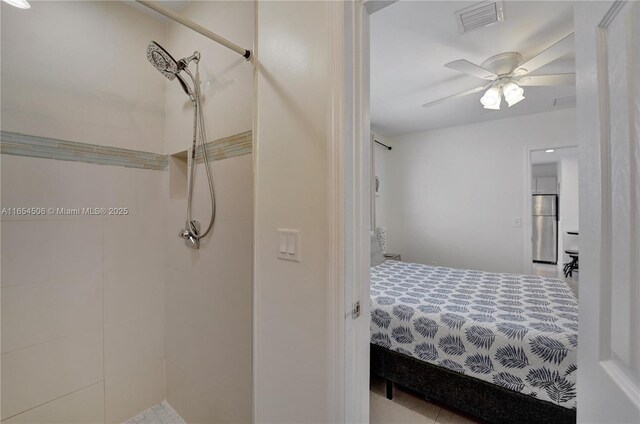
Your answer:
503;81;525;107
506;93;525;107
480;85;501;110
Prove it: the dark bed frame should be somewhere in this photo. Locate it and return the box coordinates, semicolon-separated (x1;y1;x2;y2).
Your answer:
371;343;576;424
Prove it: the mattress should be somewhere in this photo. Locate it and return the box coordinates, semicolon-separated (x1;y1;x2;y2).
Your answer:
370;260;578;410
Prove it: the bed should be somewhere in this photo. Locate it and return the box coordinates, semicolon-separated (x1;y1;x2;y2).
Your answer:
370;259;578;424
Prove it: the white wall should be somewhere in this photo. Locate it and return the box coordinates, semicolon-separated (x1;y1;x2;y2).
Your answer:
532;164;557;178
254;1;331;422
1;2;167;422
162;2;254;423
382;108;576;274
373;132;390;234
558;155;579;268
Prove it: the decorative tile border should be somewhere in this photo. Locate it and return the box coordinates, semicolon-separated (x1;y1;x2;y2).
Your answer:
0;130;252;169
0;131;168;170
194;130;253;163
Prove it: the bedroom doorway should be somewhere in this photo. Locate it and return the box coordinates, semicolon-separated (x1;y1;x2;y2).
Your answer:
366;1;581;422
529;146;579;295
347;1;640;423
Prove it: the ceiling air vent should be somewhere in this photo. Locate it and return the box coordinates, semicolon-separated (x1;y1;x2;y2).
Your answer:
553;95;577;108
455;1;505;34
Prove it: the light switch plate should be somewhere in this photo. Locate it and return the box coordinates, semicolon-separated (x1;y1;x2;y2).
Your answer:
277;229;300;262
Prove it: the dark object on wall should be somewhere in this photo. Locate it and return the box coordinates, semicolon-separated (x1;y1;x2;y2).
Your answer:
374;140;392;150
371;344;576;424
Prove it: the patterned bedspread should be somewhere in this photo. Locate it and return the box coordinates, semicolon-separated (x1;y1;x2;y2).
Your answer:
370;260;578;410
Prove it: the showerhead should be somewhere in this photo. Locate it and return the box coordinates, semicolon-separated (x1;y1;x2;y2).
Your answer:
146;41;199;100
147;41;179;81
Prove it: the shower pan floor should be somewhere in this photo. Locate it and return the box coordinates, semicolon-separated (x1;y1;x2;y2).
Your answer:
122;401;186;424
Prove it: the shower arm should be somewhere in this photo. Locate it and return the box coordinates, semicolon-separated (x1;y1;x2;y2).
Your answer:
135;0;252;61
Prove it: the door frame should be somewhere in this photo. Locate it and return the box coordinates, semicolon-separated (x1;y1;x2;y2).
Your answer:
523;144;579;275
331;1;396;422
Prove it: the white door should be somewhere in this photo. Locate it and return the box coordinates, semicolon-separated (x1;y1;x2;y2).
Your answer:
575;1;640;423
341;1;372;422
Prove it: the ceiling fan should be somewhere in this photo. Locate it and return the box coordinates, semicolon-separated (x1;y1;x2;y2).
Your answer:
422;32;575;110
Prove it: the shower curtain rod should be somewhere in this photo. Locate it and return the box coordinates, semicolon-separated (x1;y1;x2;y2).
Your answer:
135;0;252;60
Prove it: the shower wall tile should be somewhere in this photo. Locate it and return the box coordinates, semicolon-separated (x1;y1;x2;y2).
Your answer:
134;169;166;228
1;276;102;354
164;359;220;424
103;167;139;218
12;1;110;93
104;303;164;379
104;357;165;424
1;0;170;421
51;219;103;284
164;319;251;423
3;1;253;423
1;153;165;421
1;150;65;216
102;222;164;327
1;1;167;154
0;107;104;150
163;203;192;272
0;220;53;287
0;329;104;421
162;2;254;422
104;1;165;53
165;156;253;424
103;266;162;328
163;1;254;155
2;382;105;424
191;154;254;224
105;43;154;105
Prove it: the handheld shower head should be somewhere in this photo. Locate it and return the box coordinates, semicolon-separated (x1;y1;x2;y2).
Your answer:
147;41;179;81
146;41;197;100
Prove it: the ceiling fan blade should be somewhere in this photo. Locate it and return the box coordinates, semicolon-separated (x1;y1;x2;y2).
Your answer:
444;60;497;80
515;33;575;75
422;83;492;108
517;73;576;86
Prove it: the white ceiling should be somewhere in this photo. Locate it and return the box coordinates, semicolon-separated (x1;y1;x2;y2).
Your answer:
532;146;578;165
371;1;576;137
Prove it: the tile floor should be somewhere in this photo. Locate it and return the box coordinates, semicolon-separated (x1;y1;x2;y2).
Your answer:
370;376;485;424
531;262;579;296
122;401;186;424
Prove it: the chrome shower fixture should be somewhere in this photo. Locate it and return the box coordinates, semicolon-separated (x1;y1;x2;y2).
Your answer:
146;41;200;100
179;220;200;249
179;51;201;69
147;41;216;250
146;41;178;80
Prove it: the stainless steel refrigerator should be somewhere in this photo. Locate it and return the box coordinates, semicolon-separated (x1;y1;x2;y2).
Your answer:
532;195;558;264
